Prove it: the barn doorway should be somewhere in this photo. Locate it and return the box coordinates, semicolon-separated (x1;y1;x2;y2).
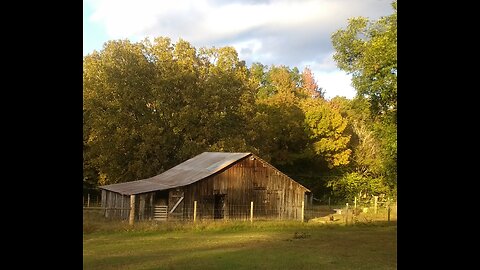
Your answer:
214;194;226;219
154;190;169;206
154;190;169;221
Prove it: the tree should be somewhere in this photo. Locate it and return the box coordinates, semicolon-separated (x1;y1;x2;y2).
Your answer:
247;65;310;165
331;1;397;190
327;172;390;202
83;40;164;185
331;0;397;119
330;96;383;176
301;67;324;99
84;38;257;186
301;99;352;169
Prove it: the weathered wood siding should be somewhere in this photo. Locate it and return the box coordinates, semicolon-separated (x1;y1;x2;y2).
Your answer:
101;190;154;220
182;156;307;220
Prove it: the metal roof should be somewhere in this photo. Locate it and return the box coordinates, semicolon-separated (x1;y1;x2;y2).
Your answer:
100;152;252;195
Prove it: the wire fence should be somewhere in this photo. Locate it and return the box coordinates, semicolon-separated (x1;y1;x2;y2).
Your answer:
84;193;396;224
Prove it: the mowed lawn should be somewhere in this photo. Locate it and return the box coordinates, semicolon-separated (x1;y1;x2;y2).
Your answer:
83;221;396;270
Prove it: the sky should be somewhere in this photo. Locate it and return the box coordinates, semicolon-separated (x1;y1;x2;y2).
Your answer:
83;0;394;99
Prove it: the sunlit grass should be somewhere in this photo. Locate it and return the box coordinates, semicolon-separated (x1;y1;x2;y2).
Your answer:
84;213;397;270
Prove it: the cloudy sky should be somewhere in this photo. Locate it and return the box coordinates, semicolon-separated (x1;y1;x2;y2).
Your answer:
83;0;394;99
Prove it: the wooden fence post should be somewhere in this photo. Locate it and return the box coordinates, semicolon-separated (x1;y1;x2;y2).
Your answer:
374;196;378;214
250;201;253;223
193;201;197;223
345;203;349;224
387;200;391;222
87;194;90;208
354;196;357;210
129;194;136;226
328;197;331;209
301;200;305;223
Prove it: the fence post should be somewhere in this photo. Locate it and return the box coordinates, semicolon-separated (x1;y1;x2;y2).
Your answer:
193;201;197;223
354;196;357;210
129;194;136;226
250;201;253;223
301;200;304;223
345;203;349;225
328;197;331;209
87;194;90;208
387;200;391;222
374;196;378;214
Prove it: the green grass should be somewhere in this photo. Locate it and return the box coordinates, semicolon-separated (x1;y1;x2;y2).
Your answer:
83;220;396;270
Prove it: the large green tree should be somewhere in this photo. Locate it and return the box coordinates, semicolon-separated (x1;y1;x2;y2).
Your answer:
84;39;255;186
330;1;397;196
331;0;397;118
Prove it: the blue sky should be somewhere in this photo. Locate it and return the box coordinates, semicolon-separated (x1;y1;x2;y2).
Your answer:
83;0;394;99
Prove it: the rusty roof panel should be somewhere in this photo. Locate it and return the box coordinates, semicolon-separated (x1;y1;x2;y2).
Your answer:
99;152;251;195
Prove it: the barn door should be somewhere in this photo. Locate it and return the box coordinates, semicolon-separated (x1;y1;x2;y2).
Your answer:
253;189;267;218
267;190;281;219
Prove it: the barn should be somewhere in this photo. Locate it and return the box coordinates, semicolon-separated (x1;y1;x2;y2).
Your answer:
99;152;310;221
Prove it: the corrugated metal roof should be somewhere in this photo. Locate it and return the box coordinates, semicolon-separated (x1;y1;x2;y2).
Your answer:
100;152;252;195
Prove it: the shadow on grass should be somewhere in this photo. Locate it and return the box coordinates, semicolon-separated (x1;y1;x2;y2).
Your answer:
84;219;397;270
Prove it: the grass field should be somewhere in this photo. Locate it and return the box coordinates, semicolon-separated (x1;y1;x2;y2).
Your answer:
83;218;396;270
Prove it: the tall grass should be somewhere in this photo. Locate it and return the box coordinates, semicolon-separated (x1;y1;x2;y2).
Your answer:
84;208;396;235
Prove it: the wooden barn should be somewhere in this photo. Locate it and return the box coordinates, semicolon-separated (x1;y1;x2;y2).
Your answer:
99;152;310;221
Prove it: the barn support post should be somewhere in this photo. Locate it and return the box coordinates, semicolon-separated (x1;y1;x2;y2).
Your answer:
250;201;253;223
301;200;304;222
129;194;136;226
193;201;197;223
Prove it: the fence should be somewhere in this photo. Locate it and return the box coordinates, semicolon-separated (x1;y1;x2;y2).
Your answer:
83;194;101;208
305;196;397;224
83;193;396;225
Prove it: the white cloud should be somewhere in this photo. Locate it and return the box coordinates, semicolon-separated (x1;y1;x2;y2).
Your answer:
315;70;355;100
85;0;394;99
